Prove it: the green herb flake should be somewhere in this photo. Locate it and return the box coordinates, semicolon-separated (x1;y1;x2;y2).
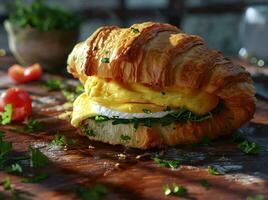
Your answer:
5;163;23;173
238;140;260;155
163;183;187;197
86;130;96;137
120;135;131;141
199;179;212;189
51;134;66;146
2;177;12;190
94;115;109;122
173;183;187;197
163;185;171;196
208;165;221;175
44;79;64;90
75;183;108;200
101;58;110;63
21;173;49;183
1;104;12;125
246;195;265;200
153;157;182;169
29;145;49;168
81;125;96;137
130;27;140;34
75;84;85;94
62;90;76;102
142;108;152;114
0;133;12;169
26;118;42;133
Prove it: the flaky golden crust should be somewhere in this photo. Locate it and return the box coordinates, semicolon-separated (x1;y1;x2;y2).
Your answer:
68;22;256;149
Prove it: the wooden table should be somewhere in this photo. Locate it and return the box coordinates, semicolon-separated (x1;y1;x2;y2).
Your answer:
0;59;268;200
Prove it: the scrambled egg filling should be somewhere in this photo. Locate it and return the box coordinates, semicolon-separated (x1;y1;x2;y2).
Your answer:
72;76;219;127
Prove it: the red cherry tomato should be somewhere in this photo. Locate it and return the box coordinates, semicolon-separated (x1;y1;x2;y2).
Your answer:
0;88;32;122
8;63;42;84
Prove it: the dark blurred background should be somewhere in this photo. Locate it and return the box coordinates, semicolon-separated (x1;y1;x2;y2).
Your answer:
0;0;267;57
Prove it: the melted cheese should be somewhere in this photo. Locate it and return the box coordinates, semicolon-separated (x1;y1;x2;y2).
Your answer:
71;76;219;127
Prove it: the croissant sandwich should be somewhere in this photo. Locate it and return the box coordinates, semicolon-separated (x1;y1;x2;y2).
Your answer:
67;22;256;149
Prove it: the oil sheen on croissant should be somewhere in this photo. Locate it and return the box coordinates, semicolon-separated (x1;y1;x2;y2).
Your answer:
67;22;256;149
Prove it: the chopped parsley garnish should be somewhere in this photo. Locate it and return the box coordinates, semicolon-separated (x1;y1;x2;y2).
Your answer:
86;130;96;137
81;125;96;137
101;57;110;63
153;157;182;169
199;179;212;189
238;140;260;154
44;79;64;90
120;135;131;141
51;134;66;146
62;84;85;102
163;183;187;197
5;163;22;174
25;118;42;133
94;115;109;122
75;184;108;200
62;90;76;102
142;108;152;114
75;84;85;94
0;132;12;169
130;27;140;34
0;104;12;125
246;195;265;200
208;165;221;175
21;173;49;183
29;145;49;168
2;177;12;190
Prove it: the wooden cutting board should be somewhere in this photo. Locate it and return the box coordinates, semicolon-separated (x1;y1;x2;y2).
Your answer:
0;70;267;200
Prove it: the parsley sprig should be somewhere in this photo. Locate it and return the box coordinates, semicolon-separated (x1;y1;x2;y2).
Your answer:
29;145;49;168
0;104;12;125
199;179;212;189
2;177;12;190
153;157;182;169
163;183;187;197
237;140;261;155
44;79;65;90
51;134;76;146
9;0;81;32
120;135;131;141
25;118;42;133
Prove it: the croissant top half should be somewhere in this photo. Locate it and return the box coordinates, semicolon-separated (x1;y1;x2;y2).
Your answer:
68;22;256;143
68;22;253;94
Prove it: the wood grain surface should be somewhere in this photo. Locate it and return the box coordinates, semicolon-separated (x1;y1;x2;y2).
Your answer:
0;68;267;200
